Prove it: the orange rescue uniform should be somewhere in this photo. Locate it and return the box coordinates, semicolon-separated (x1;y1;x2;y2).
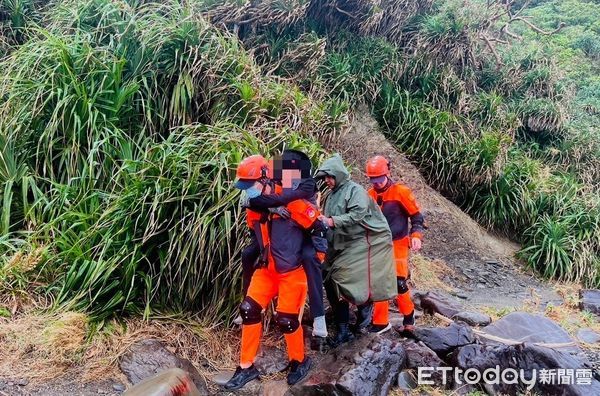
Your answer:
240;198;323;367
368;182;424;326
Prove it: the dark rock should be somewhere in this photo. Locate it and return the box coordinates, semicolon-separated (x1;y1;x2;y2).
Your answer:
119;339;209;395
452;311;492;327
17;378;29;386
577;328;600;344
420;291;462;318
397;371;418;391
410;290;427;311
450;343;600;395
413;323;475;357
579;289;600;316
255;346;288;375
482;312;579;354
450;290;469;300
400;340;445;387
97;390;106;394
287;334;405;396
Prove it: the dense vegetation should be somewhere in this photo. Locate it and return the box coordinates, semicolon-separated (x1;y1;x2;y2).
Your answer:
1;0;598;323
203;0;600;286
0;0;339;322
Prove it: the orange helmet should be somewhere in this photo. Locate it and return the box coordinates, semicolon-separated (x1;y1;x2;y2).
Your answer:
365;155;390;178
235;155;270;189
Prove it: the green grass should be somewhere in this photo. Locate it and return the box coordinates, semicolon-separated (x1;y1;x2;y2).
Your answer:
0;0;331;323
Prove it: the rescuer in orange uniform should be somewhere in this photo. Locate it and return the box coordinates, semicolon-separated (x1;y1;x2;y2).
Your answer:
365;155;425;334
225;155;326;390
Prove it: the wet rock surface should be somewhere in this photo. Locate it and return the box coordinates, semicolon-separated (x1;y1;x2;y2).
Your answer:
577;328;600;344
452;311;492;327
400;340;445;386
413;323;475;357
420;291;463;318
579;289;600;316
450;343;600;395
481;312;580;353
288;334;406;396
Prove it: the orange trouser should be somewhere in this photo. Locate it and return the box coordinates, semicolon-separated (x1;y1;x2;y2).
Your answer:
240;266;307;366
373;240;415;325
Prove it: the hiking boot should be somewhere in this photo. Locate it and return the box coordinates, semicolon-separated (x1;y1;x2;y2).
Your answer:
369;323;392;334
328;323;354;347
224;365;260;390
310;335;328;352
287;357;312;385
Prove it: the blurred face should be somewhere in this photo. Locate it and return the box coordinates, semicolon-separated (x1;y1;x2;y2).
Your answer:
372;176;388;190
282;169;302;189
324;175;336;189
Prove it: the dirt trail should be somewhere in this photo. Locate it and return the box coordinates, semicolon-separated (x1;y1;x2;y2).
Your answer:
326;106;559;310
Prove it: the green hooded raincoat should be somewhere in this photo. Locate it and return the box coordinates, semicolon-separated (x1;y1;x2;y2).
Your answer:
315;154;396;305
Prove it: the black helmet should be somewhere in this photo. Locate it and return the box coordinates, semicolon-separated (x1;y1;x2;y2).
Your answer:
275;149;312;179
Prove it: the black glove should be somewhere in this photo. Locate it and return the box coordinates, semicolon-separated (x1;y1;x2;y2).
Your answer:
269;206;290;219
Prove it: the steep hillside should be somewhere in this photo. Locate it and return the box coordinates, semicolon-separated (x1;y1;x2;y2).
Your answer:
333;107;559;308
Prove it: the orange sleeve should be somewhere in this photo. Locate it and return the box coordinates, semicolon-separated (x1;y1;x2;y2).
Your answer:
367;187;377;202
392;185;420;216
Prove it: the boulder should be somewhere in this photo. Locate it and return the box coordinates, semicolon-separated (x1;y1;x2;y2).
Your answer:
413;323;475;357
120;339;208;395
481;312;580;354
122;368;203;396
287;334;405;396
400;340;445;387
577;328;600;344
452;311;491;327
420;291;462;318
451;343;600;395
579;289;600;316
410;290;427;311
397;371;418;391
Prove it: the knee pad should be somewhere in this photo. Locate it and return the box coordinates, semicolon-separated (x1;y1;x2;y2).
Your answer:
275;312;300;334
397;277;409;294
240;297;262;325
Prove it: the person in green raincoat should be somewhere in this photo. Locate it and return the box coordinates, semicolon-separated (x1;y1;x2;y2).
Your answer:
315;154;396;346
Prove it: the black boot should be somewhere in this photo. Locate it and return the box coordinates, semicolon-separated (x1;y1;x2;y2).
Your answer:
287;357;312;385
310;335;328;352
224;365;260;390
328;323;354;347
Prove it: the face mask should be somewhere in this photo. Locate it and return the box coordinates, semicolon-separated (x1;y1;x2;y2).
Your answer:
246;186;262;199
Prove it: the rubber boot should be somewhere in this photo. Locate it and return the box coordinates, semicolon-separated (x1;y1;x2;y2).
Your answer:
328;323;354;347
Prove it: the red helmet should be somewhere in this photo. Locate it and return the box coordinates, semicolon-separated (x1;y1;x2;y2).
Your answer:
235;155;270;189
365;155;390;178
